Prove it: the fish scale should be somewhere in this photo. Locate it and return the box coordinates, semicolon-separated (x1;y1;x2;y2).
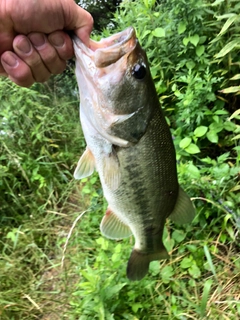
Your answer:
73;27;195;281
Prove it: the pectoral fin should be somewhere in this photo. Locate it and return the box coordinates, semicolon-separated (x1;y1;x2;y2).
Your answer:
100;208;132;239
74;148;95;179
168;186;195;224
103;148;121;190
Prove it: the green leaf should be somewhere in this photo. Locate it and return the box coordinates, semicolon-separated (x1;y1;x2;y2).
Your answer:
194;126;208;137
149;261;160;276
152;27;165;38
224;121;236;132
215;39;240;58
132;302;142;313
200;279;213;317
185;143;201;154
141;29;151;39
189;34;199;46
229;109;240;120
178;21;187;34
211;0;224;7
207;131;218;143
217;13;237;20
180;257;192;269
220;86;240;94
164;237;175;252
179;137;192;149
214;110;228;115
183;37;189;46
187;163;201;179
172;230;186;243
188;264;201;278
196;45;205;57
230;74;240;80
204;245;217;278
217;15;238;36
105;283;127;299
161;265;174;283
209;122;224;133
186;61;196;69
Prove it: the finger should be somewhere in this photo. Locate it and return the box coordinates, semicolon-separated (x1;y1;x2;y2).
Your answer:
13;34;51;82
1;51;35;87
48;31;74;61
28;32;68;75
0;30;15;75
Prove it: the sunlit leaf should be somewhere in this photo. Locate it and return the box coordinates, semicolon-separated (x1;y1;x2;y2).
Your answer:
187;163;201;179
230;74;240;80
196;45;205;57
185;143;201;154
189;264;201;278
220;86;240;93
189;34;200;46
183;37;189;46
194;126;208;137
207;131;219;143
217;15;238;36
180;257;192;269
178;21;187;34
172;230;186;243
229;109;240;120
215;39;240;58
152;27;165;37
179;137;192;149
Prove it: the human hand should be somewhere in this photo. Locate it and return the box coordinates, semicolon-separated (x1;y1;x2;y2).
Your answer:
0;0;93;87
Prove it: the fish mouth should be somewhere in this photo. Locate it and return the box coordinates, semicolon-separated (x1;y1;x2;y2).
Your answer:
73;27;137;68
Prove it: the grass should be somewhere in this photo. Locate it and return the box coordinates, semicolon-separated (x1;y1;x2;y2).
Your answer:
0;176;239;320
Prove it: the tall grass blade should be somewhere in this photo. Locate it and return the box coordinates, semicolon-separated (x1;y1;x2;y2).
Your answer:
200;279;213;318
203;245;217;280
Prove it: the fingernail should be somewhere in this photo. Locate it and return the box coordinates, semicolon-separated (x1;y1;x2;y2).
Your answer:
29;33;46;48
16;38;31;54
48;34;65;47
1;52;19;67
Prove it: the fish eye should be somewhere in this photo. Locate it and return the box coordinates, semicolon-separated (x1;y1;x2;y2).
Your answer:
132;63;146;80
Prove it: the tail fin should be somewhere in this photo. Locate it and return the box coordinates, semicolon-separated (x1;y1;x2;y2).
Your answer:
127;247;169;281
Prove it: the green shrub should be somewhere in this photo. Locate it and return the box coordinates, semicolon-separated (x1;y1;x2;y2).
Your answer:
0;77;84;225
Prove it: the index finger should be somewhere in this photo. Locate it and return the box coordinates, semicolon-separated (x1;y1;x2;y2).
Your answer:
0;30;15;74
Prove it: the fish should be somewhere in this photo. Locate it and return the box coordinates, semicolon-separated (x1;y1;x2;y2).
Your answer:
72;27;195;281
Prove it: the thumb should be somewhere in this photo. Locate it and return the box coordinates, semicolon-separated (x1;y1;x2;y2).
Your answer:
65;4;93;46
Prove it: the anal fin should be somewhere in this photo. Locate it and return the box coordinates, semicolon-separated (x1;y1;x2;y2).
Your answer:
74;148;95;179
168;186;195;224
100;208;132;240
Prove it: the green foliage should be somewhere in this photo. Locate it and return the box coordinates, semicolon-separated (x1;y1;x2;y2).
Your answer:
78;0;122;31
0;76;83;224
1;0;240;319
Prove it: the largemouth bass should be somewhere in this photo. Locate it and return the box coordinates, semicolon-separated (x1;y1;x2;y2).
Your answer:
73;27;195;281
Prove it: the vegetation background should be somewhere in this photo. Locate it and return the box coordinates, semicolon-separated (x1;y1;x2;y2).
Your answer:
0;0;239;319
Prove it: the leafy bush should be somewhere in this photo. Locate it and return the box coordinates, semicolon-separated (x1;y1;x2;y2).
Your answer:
0;76;83;225
0;1;239;319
